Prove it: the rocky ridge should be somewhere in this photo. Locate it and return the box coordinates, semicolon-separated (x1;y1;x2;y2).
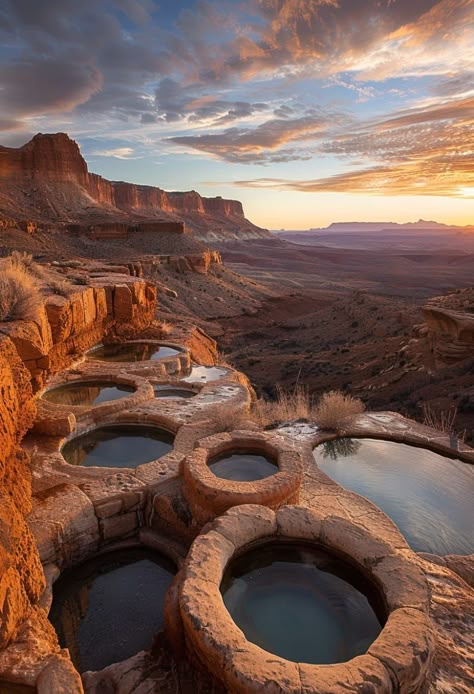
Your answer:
0;133;269;242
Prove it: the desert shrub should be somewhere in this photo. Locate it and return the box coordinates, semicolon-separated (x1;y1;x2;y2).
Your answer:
313;390;365;431
159;320;173;337
421;403;464;440
0;260;42;321
252;385;314;427
210;407;249;432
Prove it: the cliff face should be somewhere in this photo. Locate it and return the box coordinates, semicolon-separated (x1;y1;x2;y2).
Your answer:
0;133;268;241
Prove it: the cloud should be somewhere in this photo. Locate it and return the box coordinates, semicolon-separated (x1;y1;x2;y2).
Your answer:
91;146;138;159
231;92;474;194
166;110;342;163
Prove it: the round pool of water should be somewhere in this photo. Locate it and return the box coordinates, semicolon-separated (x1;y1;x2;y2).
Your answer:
183;365;227;383
62;425;174;468
221;542;383;664
87;343;181;362
154;385;196;400
313;438;474;555
209;449;278;481
49;547;176;672
42;381;135;407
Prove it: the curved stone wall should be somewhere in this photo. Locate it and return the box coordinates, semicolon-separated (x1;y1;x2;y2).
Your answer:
177;504;435;694
182;431;303;523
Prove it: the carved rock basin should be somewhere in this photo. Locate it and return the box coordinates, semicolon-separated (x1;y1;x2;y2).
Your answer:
42;380;135;406
209;449;278;481
313;437;474;555
221;541;383;664
62;424;174;467
49;547;176;672
87;342;182;362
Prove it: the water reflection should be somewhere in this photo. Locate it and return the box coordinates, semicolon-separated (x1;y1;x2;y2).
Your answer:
313;438;474;555
43;381;135;406
88;343;181;363
209;450;277;481
62;425;174;467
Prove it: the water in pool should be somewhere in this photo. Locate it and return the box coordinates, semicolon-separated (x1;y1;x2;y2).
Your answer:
313;438;474;555
209;450;277;481
154;385;196;399
49;548;176;672
42;381;135;406
62;425;174;467
88;343;181;362
183;365;227;382
221;542;383;664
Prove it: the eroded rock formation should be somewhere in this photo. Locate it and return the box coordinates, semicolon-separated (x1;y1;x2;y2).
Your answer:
0;133;268;241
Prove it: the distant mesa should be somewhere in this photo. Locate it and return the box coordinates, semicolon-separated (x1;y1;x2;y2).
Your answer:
0;133;269;242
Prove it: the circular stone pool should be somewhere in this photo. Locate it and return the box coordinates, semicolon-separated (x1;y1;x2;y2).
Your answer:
221;542;383;665
49;547;176;672
209;449;278;481
87;343;182;362
42;381;135;407
62;425;174;468
154;385;196;400
313;437;474;555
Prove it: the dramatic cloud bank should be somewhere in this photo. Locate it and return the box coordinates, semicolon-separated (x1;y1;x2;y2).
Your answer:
0;0;472;204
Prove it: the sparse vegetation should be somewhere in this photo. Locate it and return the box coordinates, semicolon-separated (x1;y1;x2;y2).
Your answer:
210;407;249;432
252;384;314;428
421;403;464;440
313;390;365;431
0;257;42;322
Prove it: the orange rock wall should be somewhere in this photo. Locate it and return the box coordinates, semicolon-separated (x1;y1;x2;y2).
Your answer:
0;337;45;648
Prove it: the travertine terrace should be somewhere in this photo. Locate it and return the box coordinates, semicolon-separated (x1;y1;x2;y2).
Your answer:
0;261;473;693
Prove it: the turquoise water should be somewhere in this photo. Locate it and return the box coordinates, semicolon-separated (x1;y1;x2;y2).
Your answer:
209;450;277;481
88;343;181;362
221;542;383;664
49;548;176;672
313;438;474;555
62;425;174;467
42;381;135;406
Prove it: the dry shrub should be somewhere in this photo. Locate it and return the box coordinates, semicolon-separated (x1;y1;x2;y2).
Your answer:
313;390;365;431
0;260;42;321
210;407;249;432
159;320;173;336
252;385;313;428
422;403;464;440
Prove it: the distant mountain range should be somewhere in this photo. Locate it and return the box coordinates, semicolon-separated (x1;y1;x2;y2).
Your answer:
275;220;474;234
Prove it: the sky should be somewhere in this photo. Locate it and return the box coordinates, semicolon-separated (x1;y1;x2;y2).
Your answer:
0;0;473;229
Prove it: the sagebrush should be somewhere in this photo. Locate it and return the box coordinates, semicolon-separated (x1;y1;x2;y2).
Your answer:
0;260;42;321
313;390;365;431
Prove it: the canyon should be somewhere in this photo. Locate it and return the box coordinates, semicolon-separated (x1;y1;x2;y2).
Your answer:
0;133;269;242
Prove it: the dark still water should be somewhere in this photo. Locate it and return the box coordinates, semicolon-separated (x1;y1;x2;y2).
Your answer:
313;438;474;555
221;542;383;664
49;548;176;672
62;425;174;467
209;451;278;481
88;343;181;362
42;381;135;406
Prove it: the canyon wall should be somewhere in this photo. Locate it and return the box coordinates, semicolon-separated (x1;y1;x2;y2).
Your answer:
0;134;264;240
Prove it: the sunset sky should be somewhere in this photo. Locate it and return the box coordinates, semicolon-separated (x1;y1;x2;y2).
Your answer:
0;0;472;228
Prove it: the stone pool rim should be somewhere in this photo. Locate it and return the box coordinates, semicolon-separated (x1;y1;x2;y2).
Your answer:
60;421;176;471
177;504;434;694
306;413;474;466
182;431;303;523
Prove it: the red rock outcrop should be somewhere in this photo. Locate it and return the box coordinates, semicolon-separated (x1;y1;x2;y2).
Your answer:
0;133;268;241
422;306;474;365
